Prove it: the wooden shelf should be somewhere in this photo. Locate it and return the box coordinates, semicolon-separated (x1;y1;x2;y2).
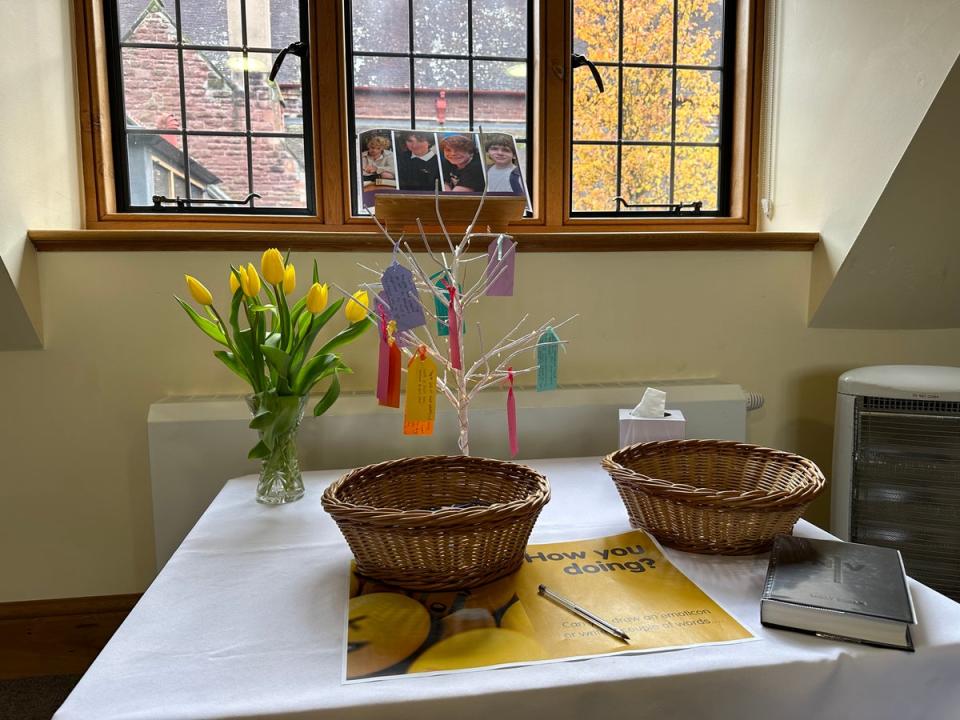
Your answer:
372;193;528;233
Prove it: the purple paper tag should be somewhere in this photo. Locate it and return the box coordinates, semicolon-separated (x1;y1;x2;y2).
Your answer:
485;235;516;296
381;263;425;332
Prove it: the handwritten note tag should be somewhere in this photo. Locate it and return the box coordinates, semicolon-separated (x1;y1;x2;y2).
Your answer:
536;327;560;392
381;263;425;332
485;235;517;296
404;347;437;435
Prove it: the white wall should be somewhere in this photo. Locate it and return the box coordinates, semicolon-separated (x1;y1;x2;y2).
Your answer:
0;1;83;346
2;1;960;602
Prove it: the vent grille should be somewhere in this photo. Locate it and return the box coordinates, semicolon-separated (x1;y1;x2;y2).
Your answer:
851;397;960;601
862;396;960;414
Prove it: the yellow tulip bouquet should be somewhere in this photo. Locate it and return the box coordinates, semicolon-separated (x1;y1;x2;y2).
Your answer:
177;248;373;504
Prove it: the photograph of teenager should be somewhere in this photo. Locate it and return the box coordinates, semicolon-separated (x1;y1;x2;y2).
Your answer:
440;133;486;192
396;131;441;191
483;134;524;194
358;130;397;208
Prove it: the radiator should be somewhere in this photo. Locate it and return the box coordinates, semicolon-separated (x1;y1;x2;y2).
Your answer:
148;381;750;571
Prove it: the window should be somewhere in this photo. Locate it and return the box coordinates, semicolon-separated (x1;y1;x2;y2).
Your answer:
570;0;734;216
103;0;313;213
75;1;762;238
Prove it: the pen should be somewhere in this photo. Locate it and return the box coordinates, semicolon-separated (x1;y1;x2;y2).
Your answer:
538;584;631;643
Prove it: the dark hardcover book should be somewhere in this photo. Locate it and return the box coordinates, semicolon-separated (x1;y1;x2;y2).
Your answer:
760;534;916;651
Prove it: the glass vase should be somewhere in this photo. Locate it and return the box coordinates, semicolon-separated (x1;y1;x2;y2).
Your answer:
246;393;308;505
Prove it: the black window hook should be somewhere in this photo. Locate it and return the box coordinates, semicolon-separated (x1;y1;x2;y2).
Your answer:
269;41;307;82
572;53;604;93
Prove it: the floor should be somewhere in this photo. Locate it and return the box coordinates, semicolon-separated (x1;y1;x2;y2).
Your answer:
0;675;80;720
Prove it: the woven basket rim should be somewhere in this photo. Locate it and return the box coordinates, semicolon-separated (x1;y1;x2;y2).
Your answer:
602;439;825;509
322;454;551;529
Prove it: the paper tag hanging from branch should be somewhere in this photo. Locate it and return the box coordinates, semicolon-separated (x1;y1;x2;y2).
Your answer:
378;320;401;408
506;367;519;457
536;326;560;392
404;346;437;435
445;281;462;370
431;271;465;337
381;262;425;332
485;235;517;296
376;311;391;405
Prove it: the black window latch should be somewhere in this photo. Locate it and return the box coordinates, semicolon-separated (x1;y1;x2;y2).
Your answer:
269;41;307;82
572;53;604;93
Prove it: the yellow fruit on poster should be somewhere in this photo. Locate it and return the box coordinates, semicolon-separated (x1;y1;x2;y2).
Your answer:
463;574;518;615
347;593;430;677
440;608;495;639
408;628;547;673
500;600;536;636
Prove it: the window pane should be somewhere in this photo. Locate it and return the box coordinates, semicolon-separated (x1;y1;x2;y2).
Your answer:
189;134;250;201
623;0;674;65
474;61;527;135
573;0;619;63
127;135;183;205
622;68;672;142
474;0;527;57
354;56;411;132
414;58;470;130
621;145;671;206
573;66;618;141
117;2;179;44
572;144;618;213
674;145;718;210
184;51;246;132
678;0;723;67
179;0;236;47
252;137;308;209
413;0;469;55
675;69;720;143
351;0;409;53
122;47;182;131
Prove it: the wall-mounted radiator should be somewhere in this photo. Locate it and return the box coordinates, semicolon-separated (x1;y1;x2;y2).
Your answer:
148;381;755;571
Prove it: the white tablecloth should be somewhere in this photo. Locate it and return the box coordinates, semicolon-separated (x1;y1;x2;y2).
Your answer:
55;457;960;720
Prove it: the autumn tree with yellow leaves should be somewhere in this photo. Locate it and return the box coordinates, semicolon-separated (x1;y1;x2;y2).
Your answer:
572;0;723;213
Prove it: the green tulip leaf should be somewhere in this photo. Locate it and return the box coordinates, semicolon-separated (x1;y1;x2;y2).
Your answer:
248;440;271;460
263;332;282;349
313;373;341;417
249;408;274;430
292;353;343;394
312;258;320;284
315;315;374;356
176;297;228;346
213;350;250;384
260;345;291;378
250;304;277;314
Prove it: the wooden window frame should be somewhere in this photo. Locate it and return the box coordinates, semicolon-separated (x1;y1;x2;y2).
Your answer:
66;0;796;251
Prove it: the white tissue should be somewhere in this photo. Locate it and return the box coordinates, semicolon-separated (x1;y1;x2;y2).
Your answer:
630;388;666;418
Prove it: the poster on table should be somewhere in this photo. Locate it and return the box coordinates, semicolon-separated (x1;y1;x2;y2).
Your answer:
342;529;755;682
357;128;531;212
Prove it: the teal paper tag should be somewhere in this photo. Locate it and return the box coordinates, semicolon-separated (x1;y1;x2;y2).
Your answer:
536;327;560;392
431;270;465;337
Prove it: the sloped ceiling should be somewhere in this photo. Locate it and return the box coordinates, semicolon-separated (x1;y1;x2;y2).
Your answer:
811;54;960;328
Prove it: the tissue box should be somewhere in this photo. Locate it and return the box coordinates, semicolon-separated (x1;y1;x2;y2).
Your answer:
618;409;686;448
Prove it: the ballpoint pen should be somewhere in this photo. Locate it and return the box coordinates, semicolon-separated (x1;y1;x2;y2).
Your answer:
538;584;631;643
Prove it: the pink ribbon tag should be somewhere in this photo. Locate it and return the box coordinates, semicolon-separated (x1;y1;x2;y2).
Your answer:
446;282;462;370
376;310;391;405
506;368;518;457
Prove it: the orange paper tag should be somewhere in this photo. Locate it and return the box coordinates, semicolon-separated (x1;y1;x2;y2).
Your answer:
403;347;437;435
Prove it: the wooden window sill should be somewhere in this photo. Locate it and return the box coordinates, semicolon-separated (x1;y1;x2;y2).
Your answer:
29;229;819;252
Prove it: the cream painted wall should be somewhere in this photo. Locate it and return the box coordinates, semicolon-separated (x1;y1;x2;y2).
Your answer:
3;1;960;602
760;0;960;319
0;1;83;346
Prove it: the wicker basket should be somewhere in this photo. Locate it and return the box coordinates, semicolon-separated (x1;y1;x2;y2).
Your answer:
322;455;550;590
602;440;825;555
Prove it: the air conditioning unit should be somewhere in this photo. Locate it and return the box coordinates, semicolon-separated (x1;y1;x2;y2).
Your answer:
832;365;960;602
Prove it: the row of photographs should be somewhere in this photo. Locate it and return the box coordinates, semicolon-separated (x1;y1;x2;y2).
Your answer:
357;129;530;210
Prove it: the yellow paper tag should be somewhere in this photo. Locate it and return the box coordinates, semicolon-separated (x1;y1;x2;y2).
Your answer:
404;349;437;435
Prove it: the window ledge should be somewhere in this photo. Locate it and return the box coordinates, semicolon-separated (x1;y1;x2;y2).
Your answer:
29;229;819;253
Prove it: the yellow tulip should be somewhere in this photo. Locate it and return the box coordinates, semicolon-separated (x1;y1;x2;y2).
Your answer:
283;264;296;295
306;282;328;314
242;263;261;297
185;275;213;306
229;269;241;295
261;248;285;285
345;289;369;324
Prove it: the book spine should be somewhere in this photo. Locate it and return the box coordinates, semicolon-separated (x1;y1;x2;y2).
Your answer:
761;544;780;601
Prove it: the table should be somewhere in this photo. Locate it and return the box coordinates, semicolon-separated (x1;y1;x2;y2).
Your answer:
55;458;960;720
